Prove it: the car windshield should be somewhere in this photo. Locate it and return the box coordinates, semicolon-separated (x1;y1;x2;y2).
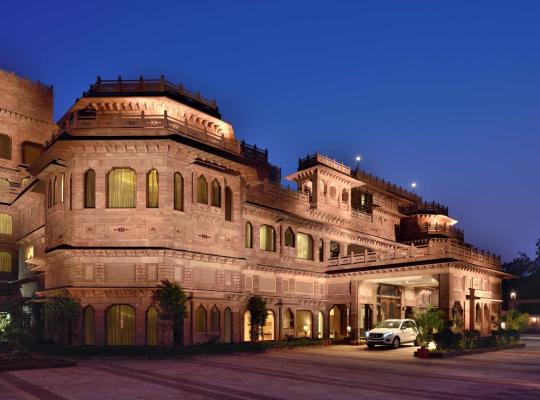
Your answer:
377;320;401;329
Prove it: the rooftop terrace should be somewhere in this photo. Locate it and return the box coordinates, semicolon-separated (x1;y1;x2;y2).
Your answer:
83;75;221;119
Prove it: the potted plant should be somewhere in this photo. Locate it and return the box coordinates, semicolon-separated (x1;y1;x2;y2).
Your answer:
414;306;444;358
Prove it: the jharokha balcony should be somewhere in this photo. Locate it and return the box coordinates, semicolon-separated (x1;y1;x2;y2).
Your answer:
328;238;501;272
399;201;449;216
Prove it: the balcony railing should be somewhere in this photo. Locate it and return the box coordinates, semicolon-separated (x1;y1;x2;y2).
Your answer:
399;201;449;216
352;169;420;203
298;153;351;174
85;76;218;111
328;238;501;271
420;222;464;241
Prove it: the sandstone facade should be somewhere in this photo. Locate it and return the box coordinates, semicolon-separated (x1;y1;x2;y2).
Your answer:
0;72;508;345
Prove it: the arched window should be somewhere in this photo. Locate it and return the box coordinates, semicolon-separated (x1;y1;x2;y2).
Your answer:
262;310;275;341
225;186;232;221
107;168;136;208
245;222;253;248
0;213;13;235
210;306;220;332
146;306;158;346
69;175;73;210
318;239;324;262
320;181;327;196
146;169;159;208
318;311;324;338
106;305;135;346
48;180;52;208
196;175;208;204
0;251;12;272
297;233;313;260
84;169;96;208
52;176;57;205
195;305;207;332
223;308;233;343
83;306;95;345
25;245;34;260
284;308;294;329
243;310;251;342
173;172;184;211
284;227;295;247
60;173;65;203
211;179;221;207
21;142;44;165
259;225;276;252
0;134;11;160
342;189;349;203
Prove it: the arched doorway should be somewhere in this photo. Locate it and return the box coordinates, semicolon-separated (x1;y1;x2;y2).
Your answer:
262;310;275;341
318;311;324;338
106;305;135;346
377;284;402;323
146;306;158;346
483;304;490;335
296;310;312;338
223;308;233;343
329;306;342;339
451;302;464;331
475;303;482;330
243;310;251;342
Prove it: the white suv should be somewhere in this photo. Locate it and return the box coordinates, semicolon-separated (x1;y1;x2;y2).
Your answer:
366;319;418;349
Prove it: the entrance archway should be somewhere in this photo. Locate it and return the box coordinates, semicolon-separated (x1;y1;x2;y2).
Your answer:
377;284;402;322
296;310;312;338
329;305;344;339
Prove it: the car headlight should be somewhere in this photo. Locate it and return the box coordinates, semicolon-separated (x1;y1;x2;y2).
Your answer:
365;331;370;338
383;332;392;337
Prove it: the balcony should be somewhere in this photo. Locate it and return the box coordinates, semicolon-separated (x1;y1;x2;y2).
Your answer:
420;222;464;241
328;238;501;272
298;153;350;174
399;201;448;216
84;76;220;118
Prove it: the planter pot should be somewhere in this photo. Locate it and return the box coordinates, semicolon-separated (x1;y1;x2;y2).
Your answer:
415;348;430;359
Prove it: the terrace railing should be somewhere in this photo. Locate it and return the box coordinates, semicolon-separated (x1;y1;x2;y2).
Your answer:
328;238;501;271
298;153;351;174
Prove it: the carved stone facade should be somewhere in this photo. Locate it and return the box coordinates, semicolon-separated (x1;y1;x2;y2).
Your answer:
0;73;508;345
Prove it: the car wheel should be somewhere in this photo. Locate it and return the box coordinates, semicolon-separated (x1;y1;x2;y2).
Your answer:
367;343;375;349
392;337;400;349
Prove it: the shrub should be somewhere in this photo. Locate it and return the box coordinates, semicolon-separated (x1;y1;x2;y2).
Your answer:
152;280;187;346
460;330;480;350
414;306;445;349
43;295;82;346
502;309;529;331
3;325;32;352
433;328;463;351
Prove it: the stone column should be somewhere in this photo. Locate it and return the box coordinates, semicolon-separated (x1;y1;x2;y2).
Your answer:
350;281;359;343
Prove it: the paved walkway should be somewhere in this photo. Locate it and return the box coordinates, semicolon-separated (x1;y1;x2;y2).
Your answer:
1;338;539;400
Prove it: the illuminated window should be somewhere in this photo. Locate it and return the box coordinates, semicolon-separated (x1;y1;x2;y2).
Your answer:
83;306;95;345
297;233;313;260
146;306;158;346
211;179;221;207
196;175;208;204
225;187;232;221
84;169;96;208
0;213;12;235
0;178;8;190
173;172;184;211
106;305;135;345
60;173;65;203
25;245;34;260
259;225;276;252
146;169;159;208
245;222;253;248
210;306;220;332
0;251;12;272
107;168;136;208
284;227;295;247
21;142;44;165
341;189;349;203
52;176;57;204
0;134;11;160
195;305;207;332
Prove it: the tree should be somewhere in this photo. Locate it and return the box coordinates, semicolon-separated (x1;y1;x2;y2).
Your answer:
152;280;186;346
43;295;81;346
247;296;267;342
502;309;529;331
413;306;445;349
502;239;540;278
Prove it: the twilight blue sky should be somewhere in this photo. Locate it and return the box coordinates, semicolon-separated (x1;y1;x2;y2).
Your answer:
1;1;539;261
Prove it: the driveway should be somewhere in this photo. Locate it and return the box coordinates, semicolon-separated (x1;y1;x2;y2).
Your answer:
1;338;539;400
